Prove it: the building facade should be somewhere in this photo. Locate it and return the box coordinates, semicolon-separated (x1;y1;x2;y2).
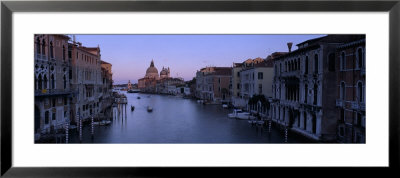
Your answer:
271;35;365;142
34;34;73;137
335;37;366;143
195;67;232;103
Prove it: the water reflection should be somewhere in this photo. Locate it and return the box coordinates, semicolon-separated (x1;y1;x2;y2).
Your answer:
69;91;308;143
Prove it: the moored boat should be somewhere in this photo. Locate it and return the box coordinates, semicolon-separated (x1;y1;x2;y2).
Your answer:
147;106;153;112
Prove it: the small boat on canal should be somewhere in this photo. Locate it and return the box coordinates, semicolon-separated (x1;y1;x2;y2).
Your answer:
131;105;135;111
147;106;153;112
137;96;141;99
99;120;111;126
228;109;242;118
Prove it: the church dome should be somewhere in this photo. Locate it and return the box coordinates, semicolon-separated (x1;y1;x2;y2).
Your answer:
160;69;167;75
145;60;159;78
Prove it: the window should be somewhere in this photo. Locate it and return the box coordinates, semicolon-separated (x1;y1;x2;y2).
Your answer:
52;112;56;120
304;84;308;103
63;75;67;89
63;46;66;61
328;53;335;71
52;98;56;107
237;83;240;89
340;109;345;122
42;40;46;55
357;81;363;102
340;52;346;70
36;37;40;54
356;113;362;126
237;72;240;77
357;48;364;69
312;114;317;134
303;112;307;130
340;82;346;100
43;75;48;89
38;74;42;90
298;58;301;71
51;74;55;89
64;97;68;105
314;54;318;74
69;70;72;79
258;84;262;94
45;111;49;124
305;56;309;74
258;72;263;79
50;41;54;59
339;127;344;137
313;84;318;105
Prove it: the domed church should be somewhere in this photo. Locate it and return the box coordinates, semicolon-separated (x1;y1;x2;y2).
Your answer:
145;60;159;79
138;60;171;92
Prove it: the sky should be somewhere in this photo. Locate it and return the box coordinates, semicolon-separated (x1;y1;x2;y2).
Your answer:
74;34;325;84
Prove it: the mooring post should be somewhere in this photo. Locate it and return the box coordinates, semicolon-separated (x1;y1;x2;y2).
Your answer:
91;115;94;139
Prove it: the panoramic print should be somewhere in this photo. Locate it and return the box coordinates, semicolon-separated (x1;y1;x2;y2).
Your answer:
34;34;365;143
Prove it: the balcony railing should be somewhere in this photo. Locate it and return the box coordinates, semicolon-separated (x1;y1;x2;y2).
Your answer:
336;99;344;107
35;89;73;96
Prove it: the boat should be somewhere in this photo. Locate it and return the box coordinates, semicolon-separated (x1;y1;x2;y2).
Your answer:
256;121;265;125
131;105;135;111
236;112;254;120
222;104;228;109
99;120;111;126
137;96;141;99
228;109;242;118
147;106;153;112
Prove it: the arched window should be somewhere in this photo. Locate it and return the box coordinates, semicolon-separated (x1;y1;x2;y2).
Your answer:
357;81;363;102
38;74;42;90
314;54;318;74
42;39;46;56
51;74;55;89
340;82;346;100
50;41;54;59
36;37;40;55
43;75;48;89
357;48;363;69
328;53;335;71
63;45;66;61
304;84;308;103
340;52;346;70
63;75;67;89
45;111;49;124
313;84;318;105
305;56;309;74
312;114;317;134
298;58;301;71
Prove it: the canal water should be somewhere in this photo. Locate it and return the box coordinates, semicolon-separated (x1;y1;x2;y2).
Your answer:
69;91;309;143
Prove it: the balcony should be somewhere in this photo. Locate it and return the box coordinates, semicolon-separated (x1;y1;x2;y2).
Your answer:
35;89;73;97
336;99;344;107
281;70;301;77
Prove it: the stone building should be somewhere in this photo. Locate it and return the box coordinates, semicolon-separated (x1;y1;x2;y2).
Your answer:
100;60;114;120
196;67;232;103
230;62;244;107
34;34;72;137
138;60;175;93
271;35;365;142
69;40;104;123
335;37;366;143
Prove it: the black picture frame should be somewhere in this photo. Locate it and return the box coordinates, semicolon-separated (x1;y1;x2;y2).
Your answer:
1;0;399;177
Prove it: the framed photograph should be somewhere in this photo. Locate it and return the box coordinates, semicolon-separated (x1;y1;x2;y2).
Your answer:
1;0;399;177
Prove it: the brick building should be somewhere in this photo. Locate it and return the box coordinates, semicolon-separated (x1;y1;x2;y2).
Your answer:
271;35;365;142
196;67;232;103
335;37;366;143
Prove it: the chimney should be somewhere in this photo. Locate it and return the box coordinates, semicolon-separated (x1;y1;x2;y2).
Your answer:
287;42;293;53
